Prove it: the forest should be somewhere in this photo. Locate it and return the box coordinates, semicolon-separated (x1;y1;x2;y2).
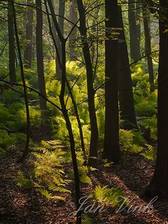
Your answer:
0;0;168;223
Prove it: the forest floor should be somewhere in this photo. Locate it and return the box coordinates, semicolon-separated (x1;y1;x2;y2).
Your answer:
0;143;168;224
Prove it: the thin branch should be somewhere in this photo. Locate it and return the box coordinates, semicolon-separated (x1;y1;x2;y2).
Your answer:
12;0;30;161
0;77;62;112
44;0;62;68
65;75;81;106
47;0;64;42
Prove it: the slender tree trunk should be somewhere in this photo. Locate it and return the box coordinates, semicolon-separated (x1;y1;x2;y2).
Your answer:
36;0;48;127
56;0;65;80
11;1;30;161
60;43;81;223
145;0;168;198
24;0;33;68
46;1;81;221
128;0;141;61
118;7;138;129
76;0;99;163
143;6;155;92
69;0;77;60
45;0;86;162
103;0;120;163
8;0;16;83
66;80;87;162
136;1;141;52
90;1;99;68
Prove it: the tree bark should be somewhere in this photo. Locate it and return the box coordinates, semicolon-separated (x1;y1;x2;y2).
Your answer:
36;0;48;126
118;7;138;130
128;0;141;62
145;0;168;198
76;0;99;162
8;0;16;83
69;0;77;60
56;0;65;80
143;6;155;92
103;0;121;163
24;0;33;68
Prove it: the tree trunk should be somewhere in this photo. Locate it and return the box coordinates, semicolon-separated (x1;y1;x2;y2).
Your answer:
128;0;141;62
118;7;138;130
36;0;48;127
8;0;16;83
11;0;30;161
45;0;86;162
66;80;87;162
69;0;77;60
24;0;33;68
76;0;99;163
56;0;65;80
143;6;155;92
46;2;81;221
145;0;168;199
103;0;120;163
60;43;81;223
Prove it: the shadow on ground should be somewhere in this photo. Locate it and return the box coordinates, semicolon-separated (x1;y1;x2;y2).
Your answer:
0;152;43;224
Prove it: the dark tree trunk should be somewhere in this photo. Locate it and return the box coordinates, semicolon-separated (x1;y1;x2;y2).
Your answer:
69;0;77;60
66;80;87;162
36;0;47;126
118;7;138;129
46;1;81;221
128;0;141;62
8;0;16;83
76;0;99;162
103;0;120;163
45;0;86;162
56;0;65;80
24;0;33;68
136;1;141;53
145;0;168;199
11;1;30;161
60;43;81;224
90;1;99;68
143;6;155;92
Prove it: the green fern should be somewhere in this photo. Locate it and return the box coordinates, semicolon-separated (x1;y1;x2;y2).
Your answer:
32;141;70;199
93;185;124;207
